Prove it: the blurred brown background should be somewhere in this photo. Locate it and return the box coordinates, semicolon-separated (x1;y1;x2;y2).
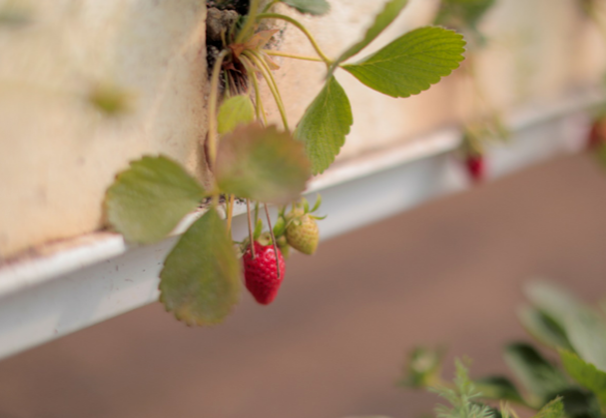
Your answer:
0;154;605;418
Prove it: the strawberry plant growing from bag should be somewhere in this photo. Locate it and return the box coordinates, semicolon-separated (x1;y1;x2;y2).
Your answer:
103;0;466;326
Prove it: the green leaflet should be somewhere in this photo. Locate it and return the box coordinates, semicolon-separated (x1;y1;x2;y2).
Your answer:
561;350;606;410
342;26;466;98
525;281;606;370
329;0;409;73
215;123;311;204
565;308;606;372
279;0;330;16
294;76;352;175
524;281;585;329
518;306;573;351
503;343;568;402
159;208;241;326
217;95;255;134
105;155;206;244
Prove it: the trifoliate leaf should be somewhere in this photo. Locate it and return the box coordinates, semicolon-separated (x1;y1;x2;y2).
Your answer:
217;95;255;134
105;155;206;244
504;343;568;401
561;350;606;409
330;0;409;73
159;208;241;326
294;76;352;175
342;26;466;98
215;123;311;204
279;0;330;16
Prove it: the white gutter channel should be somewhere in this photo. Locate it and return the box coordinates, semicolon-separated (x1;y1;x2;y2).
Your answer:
0;90;600;360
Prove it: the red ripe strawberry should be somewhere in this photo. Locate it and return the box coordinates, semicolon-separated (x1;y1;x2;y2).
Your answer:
243;241;286;305
587;118;606;151
465;154;485;184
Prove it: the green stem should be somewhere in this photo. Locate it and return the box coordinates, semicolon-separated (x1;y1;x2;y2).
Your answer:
264;204;281;279
239;54;268;124
207;49;230;172
256;12;332;67
226;194;235;235
235;0;262;44
243;50;289;130
264;49;324;62
261;0;279;13
250;50;288;128
246;199;256;259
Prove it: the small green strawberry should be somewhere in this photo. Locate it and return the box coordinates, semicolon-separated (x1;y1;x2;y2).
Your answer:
285;208;319;255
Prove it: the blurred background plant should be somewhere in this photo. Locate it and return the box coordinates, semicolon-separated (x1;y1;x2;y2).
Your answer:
401;281;606;418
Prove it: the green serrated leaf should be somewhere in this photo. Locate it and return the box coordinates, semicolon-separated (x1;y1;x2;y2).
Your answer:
504;343;568;402
518;306;574;351
561;350;606;409
474;376;525;404
215;122;311;204
565;309;606;372
159;208;241;326
279;0;330;15
330;0;409;73
525;281;606;370
217;95;255;135
533;398;565;418
342;26;465;98
294;76;352;175
524;281;584;329
105;155;206;244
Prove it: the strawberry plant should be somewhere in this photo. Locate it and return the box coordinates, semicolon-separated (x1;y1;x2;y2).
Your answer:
435;0;508;183
104;0;466;326
401;281;606;418
579;0;606;167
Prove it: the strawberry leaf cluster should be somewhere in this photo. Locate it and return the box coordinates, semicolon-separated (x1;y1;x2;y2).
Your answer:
103;0;466;326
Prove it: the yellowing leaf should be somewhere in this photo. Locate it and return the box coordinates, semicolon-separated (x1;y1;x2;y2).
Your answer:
215;123;311;204
342;26;466;98
159;208;241;326
294;76;352;175
217;95;255;135
105;155;206;244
